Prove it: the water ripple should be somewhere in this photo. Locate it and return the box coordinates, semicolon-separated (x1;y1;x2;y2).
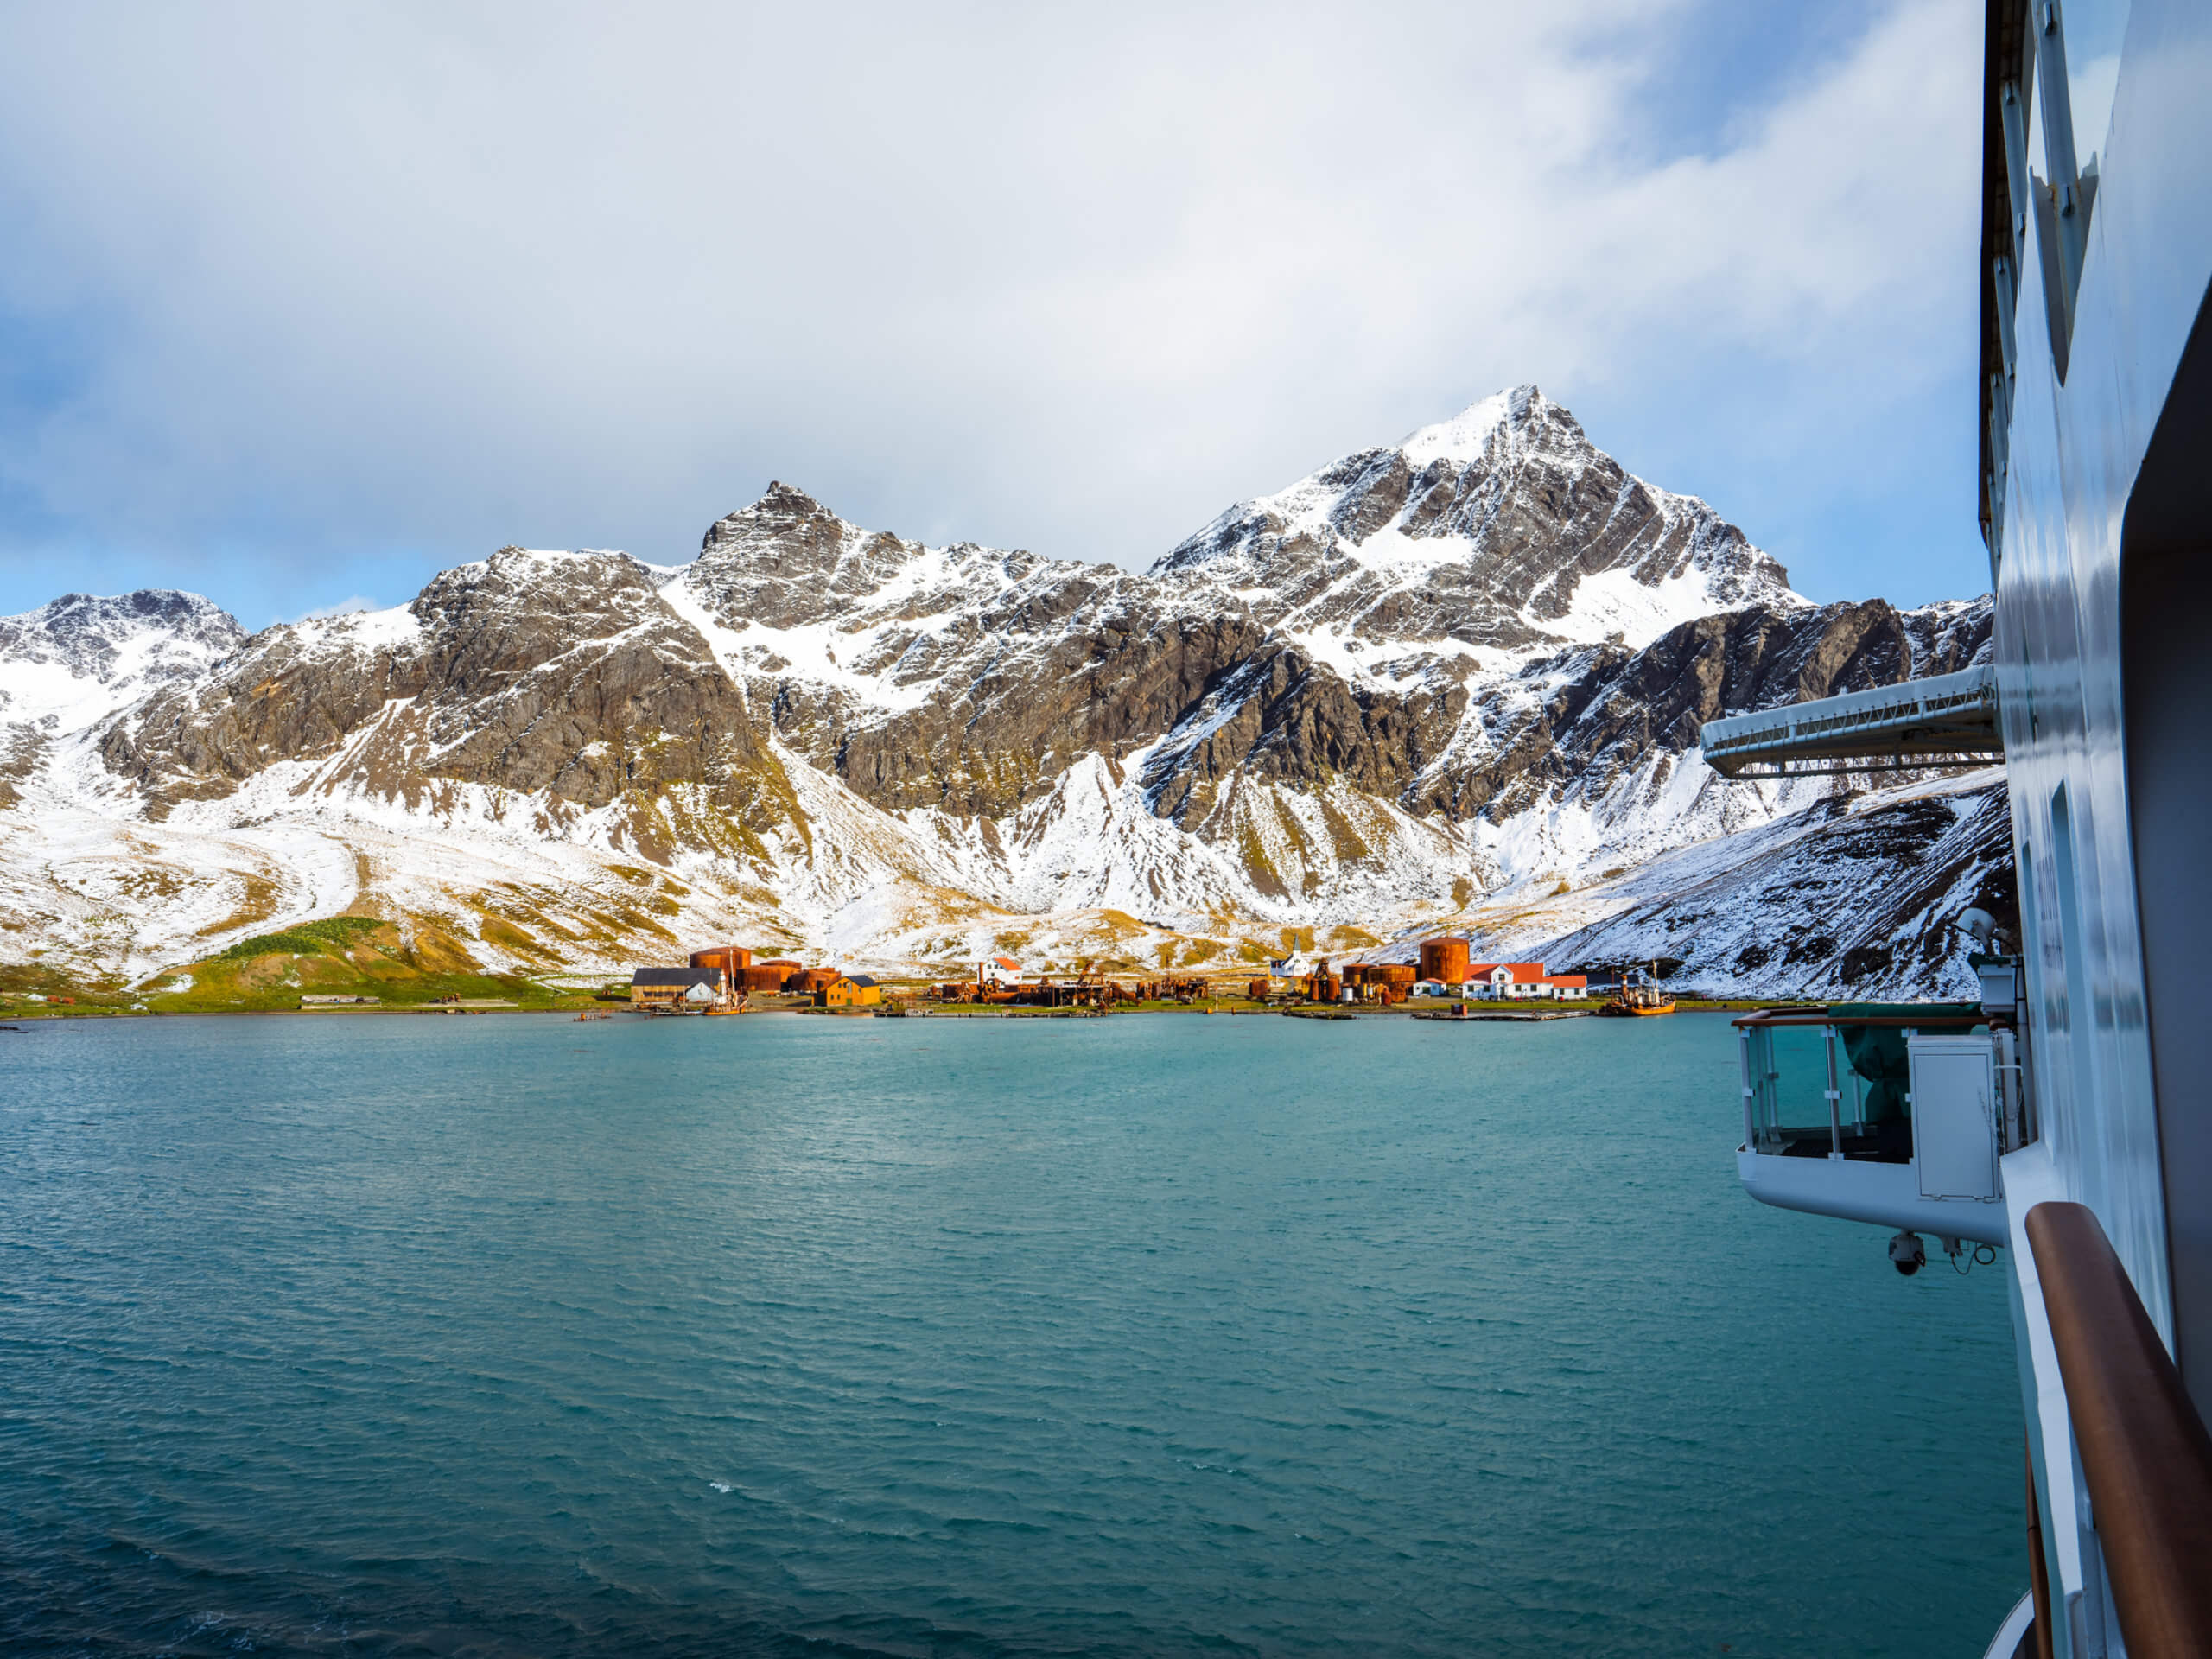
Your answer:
1;1013;2022;1656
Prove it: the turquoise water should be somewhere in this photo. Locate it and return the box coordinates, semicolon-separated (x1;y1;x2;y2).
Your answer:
1;1012;2024;1656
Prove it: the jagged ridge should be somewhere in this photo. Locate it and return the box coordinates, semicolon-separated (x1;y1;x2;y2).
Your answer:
0;389;1999;995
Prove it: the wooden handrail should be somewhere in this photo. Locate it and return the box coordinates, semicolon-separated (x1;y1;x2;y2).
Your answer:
1729;1010;1983;1028
2024;1202;2212;1658
2025;1438;2056;1659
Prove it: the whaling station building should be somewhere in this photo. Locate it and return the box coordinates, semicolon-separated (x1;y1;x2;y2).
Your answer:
628;945;883;1013
628;966;727;1011
1410;938;1587;1001
1252;938;1585;1007
626;937;1583;1014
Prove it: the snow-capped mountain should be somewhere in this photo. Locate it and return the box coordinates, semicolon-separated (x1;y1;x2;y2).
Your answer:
0;388;2003;995
0;590;245;810
0;589;243;726
1158;385;1794;658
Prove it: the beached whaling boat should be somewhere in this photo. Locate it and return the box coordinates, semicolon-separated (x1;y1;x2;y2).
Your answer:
1595;965;1674;1018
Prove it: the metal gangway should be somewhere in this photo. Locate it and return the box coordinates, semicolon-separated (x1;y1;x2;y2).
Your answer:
1699;661;2000;779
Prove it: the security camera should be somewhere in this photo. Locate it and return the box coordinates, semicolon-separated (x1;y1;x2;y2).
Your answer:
1889;1230;1926;1276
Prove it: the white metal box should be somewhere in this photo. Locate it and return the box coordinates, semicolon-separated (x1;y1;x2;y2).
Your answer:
1909;1034;1999;1201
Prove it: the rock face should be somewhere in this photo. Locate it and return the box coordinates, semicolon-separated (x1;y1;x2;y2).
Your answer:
1426;595;1992;821
687;488;1269;818
1157;386;1792;648
102;549;785;827
0;589;245;688
0;589;246;808
0;387;2003;994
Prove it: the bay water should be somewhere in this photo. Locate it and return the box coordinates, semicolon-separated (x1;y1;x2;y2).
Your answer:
1;1012;2024;1656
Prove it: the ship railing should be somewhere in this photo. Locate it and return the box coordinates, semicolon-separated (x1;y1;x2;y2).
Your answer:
1738;1010;1931;1160
2024;1202;2212;1658
1736;1007;2031;1156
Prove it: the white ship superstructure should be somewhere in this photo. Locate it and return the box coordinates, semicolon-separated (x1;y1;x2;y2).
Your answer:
1700;3;2212;1654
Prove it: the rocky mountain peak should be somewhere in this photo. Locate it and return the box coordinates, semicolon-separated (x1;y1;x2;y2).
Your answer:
409;545;665;654
0;589;245;681
700;482;842;553
1394;384;1555;467
685;483;1015;637
1153;387;1796;655
0;590;248;751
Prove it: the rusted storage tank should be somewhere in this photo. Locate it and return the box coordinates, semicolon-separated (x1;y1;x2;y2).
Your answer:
1420;937;1471;985
789;967;838;994
740;965;788;993
1375;963;1416;988
758;958;801;971
1317;971;1341;1001
690;946;753;976
1247;977;1271;1001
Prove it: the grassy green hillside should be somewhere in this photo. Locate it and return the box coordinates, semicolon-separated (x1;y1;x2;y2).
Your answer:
1;916;590;1016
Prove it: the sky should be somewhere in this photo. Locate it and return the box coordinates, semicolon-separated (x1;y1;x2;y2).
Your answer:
0;0;1993;626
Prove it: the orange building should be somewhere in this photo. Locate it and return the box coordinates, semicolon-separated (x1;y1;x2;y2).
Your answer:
1419;937;1471;984
689;946;753;977
817;974;882;1009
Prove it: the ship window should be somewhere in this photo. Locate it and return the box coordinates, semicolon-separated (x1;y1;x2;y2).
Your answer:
2048;784;2099;1122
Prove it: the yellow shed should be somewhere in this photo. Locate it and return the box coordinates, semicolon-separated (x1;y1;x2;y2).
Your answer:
817;974;882;1008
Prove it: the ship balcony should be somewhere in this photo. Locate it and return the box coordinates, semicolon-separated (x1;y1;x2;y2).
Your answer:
1734;1009;2021;1249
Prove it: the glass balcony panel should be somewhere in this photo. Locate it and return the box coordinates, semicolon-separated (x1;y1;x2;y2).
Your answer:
1760;1025;1838;1151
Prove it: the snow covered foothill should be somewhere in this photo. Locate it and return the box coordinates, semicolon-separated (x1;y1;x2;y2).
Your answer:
1439;768;2015;1001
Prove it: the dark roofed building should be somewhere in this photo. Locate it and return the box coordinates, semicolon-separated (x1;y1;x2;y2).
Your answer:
631;966;722;1011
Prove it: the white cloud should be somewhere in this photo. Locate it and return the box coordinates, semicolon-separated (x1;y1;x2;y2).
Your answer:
0;0;1984;613
281;596;379;625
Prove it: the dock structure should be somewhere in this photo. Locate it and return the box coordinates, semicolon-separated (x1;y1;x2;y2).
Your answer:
1412;1006;1586;1022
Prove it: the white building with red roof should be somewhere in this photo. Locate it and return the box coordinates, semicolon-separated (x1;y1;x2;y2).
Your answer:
1465;962;1589;1001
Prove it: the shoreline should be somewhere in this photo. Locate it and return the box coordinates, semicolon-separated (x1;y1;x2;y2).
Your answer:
3;996;1789;1025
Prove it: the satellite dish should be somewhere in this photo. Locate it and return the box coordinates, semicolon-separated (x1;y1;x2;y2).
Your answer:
1957;907;1999;951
